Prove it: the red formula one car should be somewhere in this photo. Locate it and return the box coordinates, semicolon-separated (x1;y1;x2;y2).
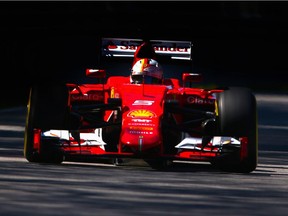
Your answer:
24;38;258;173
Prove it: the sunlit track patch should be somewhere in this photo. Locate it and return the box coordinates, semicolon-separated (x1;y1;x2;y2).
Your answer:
257;164;288;169
63;161;117;168
259;125;288;130
255;94;288;103
0;156;26;162
0;125;24;132
255;164;288;175
1;154;288;176
0;148;23;151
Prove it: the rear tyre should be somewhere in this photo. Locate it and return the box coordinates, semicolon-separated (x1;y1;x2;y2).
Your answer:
214;87;258;173
162;99;181;154
102;125;121;152
24;83;70;163
102;98;122;152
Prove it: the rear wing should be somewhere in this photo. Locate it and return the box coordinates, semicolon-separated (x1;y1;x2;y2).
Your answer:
101;38;192;61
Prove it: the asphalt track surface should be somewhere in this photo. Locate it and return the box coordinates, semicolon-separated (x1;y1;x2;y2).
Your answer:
0;93;287;216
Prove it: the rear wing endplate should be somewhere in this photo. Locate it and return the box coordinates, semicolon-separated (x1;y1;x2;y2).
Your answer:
101;38;192;61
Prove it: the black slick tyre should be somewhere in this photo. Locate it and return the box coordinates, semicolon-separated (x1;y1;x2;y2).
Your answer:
214;87;258;173
24;83;70;163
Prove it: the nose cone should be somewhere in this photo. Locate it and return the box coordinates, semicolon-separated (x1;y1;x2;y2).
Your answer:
121;130;162;153
120;115;162;153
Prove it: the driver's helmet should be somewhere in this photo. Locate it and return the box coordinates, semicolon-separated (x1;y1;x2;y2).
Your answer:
130;58;163;84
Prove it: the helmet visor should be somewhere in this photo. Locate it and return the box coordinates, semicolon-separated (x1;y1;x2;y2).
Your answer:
131;75;162;84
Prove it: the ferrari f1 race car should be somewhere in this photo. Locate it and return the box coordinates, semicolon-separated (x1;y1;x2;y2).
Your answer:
24;38;258;173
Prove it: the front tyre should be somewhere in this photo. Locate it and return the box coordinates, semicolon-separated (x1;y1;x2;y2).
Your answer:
24;83;70;163
214;87;258;173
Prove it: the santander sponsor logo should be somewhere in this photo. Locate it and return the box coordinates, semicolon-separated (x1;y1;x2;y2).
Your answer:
154;46;189;53
71;94;103;101
107;45;190;53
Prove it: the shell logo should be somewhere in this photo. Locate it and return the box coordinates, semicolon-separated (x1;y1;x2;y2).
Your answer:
127;109;156;118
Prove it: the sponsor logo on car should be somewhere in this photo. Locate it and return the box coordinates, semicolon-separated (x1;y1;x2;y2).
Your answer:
71;94;103;101
187;96;214;105
107;44;190;54
132;100;154;106
131;119;153;123
127;109;156;118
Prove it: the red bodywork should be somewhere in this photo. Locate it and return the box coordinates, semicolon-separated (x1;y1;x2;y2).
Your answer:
57;76;228;162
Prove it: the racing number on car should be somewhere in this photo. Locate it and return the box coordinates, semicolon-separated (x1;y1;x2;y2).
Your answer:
132;100;154;106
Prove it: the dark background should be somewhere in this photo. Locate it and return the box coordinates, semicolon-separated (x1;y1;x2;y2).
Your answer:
1;1;288;106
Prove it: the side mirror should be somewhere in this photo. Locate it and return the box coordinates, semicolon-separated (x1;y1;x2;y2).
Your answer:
182;73;203;87
86;69;106;78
